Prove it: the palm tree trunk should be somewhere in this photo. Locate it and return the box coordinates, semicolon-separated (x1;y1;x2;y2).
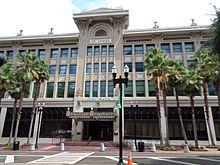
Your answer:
203;83;215;145
155;79;163;145
190;94;199;148
162;83;169;146
8;99;18;145
174;86;188;145
27;80;39;144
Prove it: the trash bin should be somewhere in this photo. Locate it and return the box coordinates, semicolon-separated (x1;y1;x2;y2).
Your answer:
138;142;144;152
13;141;20;150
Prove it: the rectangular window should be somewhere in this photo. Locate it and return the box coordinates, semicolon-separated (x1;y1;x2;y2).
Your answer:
124;80;133;97
7;51;13;60
161;43;170;54
148;81;156;96
0;51;4;58
124;62;132;72
19;50;26;57
135;62;144;72
185;42;194;52
29;49;36;55
57;82;65;98
108;62;114;72
32;82;40;98
61;48;68;58
101;63;106;72
71;48;78;57
87;46;92;57
49;65;56;75
146;44;155;53
134;45;144;55
24;83;30;98
100;80;106;97
93;81;98;97
173;43;182;53
94;46;100;56
59;65;67;74
208;83;216;96
38;49;45;59
67;82;75;98
200;41;209;50
108;80;114;97
109;45;114;56
51;49;58;58
101;46;107;56
136;80;145;97
46;82;54;98
69;64;77;74
93;63;99;73
86;63;91;73
85;81;90;97
123;45;132;55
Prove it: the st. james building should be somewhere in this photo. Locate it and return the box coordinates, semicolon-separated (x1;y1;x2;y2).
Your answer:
0;8;219;144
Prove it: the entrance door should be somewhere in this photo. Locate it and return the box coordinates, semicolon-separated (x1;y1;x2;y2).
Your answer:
83;121;113;140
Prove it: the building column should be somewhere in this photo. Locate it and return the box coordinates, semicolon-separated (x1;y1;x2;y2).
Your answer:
32;111;40;143
71;119;76;140
0;107;7;138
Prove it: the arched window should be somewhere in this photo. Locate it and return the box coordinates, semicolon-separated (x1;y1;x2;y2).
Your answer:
95;29;107;36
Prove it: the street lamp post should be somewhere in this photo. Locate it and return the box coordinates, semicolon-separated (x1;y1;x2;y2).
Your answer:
131;104;138;150
35;102;45;149
112;64;129;165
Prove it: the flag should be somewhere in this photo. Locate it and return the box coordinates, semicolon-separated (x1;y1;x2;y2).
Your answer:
117;88;122;109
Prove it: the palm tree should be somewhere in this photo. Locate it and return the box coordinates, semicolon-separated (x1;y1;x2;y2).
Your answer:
167;59;188;145
13;52;38;141
195;49;217;145
27;59;49;144
145;48;169;146
180;70;201;148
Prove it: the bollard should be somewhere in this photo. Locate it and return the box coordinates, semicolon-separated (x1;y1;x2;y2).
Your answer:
60;142;65;151
29;143;35;151
131;142;136;152
100;143;105;152
183;144;190;153
151;143;156;152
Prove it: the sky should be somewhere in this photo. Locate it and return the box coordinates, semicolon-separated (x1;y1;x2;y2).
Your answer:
0;0;220;37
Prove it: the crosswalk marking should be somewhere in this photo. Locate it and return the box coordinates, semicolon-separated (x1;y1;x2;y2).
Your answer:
147;157;200;165
4;155;14;163
28;152;94;164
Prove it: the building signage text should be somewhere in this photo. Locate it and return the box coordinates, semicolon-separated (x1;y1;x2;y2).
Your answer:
89;39;112;44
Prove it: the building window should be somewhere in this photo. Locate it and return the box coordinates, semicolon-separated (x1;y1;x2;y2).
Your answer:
124;80;133;97
124;62;132;72
173;43;182;53
87;46;92;57
134;45;144;55
208;83;216;96
135;62;144;72
51;49;58;58
93;63;99;73
136;80;145;97
61;48;68;58
185;42;194;52
86;63;91;73
29;49;36;55
101;46;107;56
71;48;78;57
19;50;26;57
123;45;132;55
85;81;90;97
100;80;106;97
108;62;114;72
109;45;114;56
101;63;106;72
49;65;56;75
93;81;98;97
59;65;67;74
94;46;100;56
146;44;155;53
108;80;114;97
69;64;77;74
57;82;65;98
32;82;40;98
0;51;4;58
67;82;75;98
7;51;13;60
161;43;170;54
148;81;156;96
38;49;45;59
95;29;107;36
200;41;209;50
46;82;54;98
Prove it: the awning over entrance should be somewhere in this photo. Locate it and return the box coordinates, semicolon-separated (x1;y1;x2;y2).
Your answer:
66;111;117;121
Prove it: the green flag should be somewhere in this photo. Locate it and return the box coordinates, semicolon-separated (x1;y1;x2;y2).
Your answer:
117;88;122;109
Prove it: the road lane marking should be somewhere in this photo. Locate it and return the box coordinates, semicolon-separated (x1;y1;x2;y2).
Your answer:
147;157;200;165
5;155;14;163
105;156;137;165
195;157;220;162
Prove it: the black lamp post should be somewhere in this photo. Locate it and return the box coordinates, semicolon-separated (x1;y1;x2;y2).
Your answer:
35;102;45;149
131;104;138;150
112;64;129;165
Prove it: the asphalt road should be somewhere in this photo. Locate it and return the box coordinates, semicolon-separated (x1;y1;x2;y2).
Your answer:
0;151;220;164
